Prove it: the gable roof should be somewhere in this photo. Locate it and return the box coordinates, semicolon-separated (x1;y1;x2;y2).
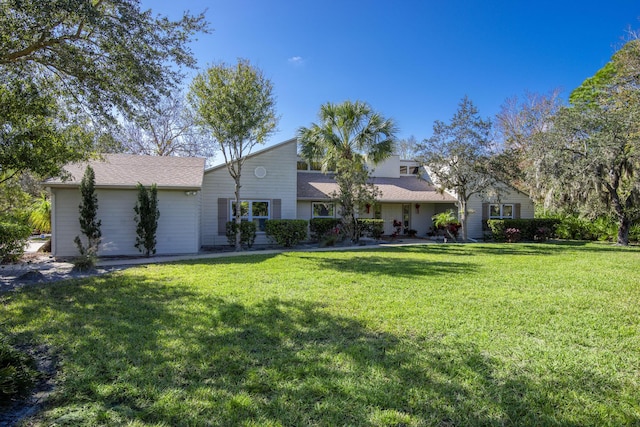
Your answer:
45;154;205;190
204;138;298;174
297;172;457;203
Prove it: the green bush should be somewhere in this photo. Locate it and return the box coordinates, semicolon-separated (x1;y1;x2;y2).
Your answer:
357;219;384;239
225;221;257;249
265;219;308;248
309;218;341;242
0;337;38;403
630;224;640;242
0;221;32;263
487;219;560;242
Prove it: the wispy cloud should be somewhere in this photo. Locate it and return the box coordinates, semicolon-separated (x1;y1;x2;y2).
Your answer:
288;56;304;66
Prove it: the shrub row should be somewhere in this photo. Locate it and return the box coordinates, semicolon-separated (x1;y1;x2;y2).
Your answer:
357;219;384;239
265;220;308;248
226;218;387;249
0;221;32;263
487;218;561;242
553;215;640;242
309;218;341;242
225;221;257;249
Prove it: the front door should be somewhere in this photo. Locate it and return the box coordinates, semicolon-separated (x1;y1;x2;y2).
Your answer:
402;204;411;234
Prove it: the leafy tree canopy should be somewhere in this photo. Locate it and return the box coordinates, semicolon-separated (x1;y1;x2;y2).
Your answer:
188;59;278;250
417;96;495;241
298;100;397;242
532;39;640;245
0;0;209;121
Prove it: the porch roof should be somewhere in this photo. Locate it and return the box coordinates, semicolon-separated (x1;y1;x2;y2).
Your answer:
297;172;456;203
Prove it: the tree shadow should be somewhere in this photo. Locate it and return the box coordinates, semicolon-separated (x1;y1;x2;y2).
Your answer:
294;253;477;278
3;275;637;425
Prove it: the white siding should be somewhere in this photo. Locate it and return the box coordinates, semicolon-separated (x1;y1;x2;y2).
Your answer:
201;140;298;246
369;155;400;178
466;187;535;240
51;188;200;257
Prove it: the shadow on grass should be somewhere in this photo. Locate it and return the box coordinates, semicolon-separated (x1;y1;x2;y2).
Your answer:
294;253;477;278
3;274;637;426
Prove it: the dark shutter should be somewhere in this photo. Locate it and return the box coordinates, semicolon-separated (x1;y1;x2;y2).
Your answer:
218;198;228;236
482;203;489;231
272;199;282;219
515;203;521;219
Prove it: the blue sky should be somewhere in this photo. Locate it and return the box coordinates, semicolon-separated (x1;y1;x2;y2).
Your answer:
142;0;639;148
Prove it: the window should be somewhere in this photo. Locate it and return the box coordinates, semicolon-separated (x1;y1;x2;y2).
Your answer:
312;202;335;218
231;200;270;231
400;165;420;175
489;204;514;219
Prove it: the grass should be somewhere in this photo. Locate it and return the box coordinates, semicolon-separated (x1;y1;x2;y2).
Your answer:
1;242;639;426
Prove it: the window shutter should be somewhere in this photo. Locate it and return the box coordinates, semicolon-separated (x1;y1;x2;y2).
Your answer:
218;198;228;236
515;203;521;219
482;203;489;231
272;199;282;219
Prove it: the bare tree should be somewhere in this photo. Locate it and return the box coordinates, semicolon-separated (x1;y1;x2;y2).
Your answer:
117;93;215;162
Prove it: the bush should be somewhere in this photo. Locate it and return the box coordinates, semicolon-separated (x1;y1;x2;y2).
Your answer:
432;210;461;240
356;219;384;239
534;226;552;242
487;218;560;242
0;337;38;403
265;219;308;248
630;224;640;242
0;221;32;263
225;221;257;249
505;228;521;243
309;218;341;242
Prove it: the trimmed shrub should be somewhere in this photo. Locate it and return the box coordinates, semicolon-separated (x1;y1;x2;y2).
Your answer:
0;221;32;263
357;219;384;239
0;337;38;403
225;221;257;249
309;218;341;242
265;219;308;248
505;228;521;243
134;183;160;257
487;218;560;242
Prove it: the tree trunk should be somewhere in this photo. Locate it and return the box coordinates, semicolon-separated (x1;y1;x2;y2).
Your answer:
459;199;468;242
617;215;630;246
234;171;242;252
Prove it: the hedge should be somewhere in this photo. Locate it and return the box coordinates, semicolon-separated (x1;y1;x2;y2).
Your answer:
265;219;308;248
357;218;384;239
487;218;560;242
225;221;257;248
309;218;341;242
0;221;32;262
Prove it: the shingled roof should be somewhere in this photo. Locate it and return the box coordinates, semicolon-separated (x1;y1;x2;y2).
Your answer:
297;172;457;203
46;154;205;190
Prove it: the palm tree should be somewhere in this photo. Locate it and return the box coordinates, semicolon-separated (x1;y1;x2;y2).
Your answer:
29;192;51;233
298;100;397;242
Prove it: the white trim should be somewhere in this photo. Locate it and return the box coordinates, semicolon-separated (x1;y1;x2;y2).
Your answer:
489;203;514;219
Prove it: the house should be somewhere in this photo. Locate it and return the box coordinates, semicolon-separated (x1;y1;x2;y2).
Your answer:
46;154;205;257
47;139;534;256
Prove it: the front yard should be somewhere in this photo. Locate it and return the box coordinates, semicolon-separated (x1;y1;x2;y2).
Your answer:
1;242;639;426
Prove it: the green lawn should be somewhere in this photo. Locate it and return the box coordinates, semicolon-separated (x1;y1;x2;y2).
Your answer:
2;242;639;426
